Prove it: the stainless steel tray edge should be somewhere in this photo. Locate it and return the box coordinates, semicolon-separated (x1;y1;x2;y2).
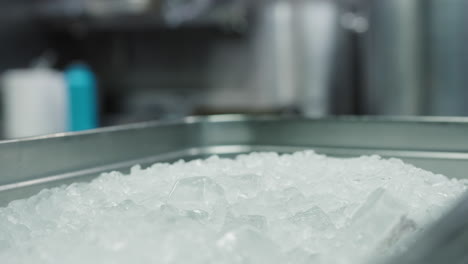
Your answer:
1;114;468;205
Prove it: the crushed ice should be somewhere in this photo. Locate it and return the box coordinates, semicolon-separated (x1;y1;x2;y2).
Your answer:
0;151;466;264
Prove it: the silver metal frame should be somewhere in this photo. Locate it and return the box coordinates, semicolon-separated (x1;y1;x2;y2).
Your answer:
1;114;468;205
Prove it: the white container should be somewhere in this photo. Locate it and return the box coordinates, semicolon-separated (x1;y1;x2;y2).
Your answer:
1;69;68;138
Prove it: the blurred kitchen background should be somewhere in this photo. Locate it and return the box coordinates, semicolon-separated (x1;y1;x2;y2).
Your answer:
0;0;467;138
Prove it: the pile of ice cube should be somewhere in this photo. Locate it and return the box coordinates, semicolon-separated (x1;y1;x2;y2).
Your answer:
0;151;466;264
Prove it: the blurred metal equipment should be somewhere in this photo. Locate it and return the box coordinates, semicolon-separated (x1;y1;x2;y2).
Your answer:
36;0;247;26
361;0;468;116
83;0;153;17
293;0;340;116
2;0;468;125
31;0;353;123
426;0;468;116
361;0;425;115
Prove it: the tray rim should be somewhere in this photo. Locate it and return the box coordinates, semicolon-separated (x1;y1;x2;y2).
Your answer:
3;114;468;144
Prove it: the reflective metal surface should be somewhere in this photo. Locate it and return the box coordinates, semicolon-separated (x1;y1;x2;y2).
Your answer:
382;193;468;264
2;115;468;205
361;0;468;116
362;0;424;115
426;0;468;116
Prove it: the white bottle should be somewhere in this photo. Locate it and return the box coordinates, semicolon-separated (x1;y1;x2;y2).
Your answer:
1;68;67;139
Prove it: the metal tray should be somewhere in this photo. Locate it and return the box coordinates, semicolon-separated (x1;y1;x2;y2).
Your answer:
1;115;468;206
1;115;468;264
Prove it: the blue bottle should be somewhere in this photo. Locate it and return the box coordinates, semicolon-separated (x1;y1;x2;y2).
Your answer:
65;63;98;131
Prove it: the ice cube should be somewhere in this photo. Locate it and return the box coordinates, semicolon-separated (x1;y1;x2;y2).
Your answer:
231;187;307;218
167;176;226;215
160;204;209;223
272;206;336;252
341;188;410;255
215;174;262;202
289;206;335;232
377;216;417;253
286;247;319;264
222;213;267;232
217;226;283;264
